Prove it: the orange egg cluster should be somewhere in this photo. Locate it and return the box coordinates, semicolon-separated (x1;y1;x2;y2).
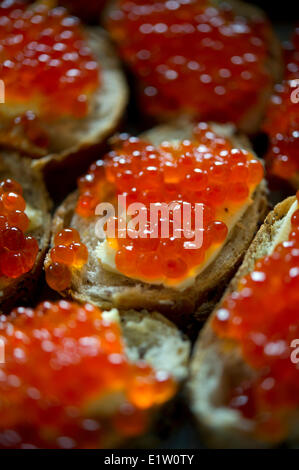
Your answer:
76;123;263;283
0;178;38;279
264;28;299;181
0;300;176;449
213;192;299;442
45;228;88;292
107;0;271;124
0;0;100;119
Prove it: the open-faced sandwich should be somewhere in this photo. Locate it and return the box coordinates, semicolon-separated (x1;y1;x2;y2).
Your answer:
0;300;190;448
106;0;282;134
0;0;128;171
44;119;267;330
189;194;299;448
0;150;51;312
263;27;299;188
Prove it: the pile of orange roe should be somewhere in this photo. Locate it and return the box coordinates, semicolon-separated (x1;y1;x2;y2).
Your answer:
76;123;263;283
264;27;299;181
0;177;38;279
0;300;176;449
46;228;88;291
0;0;100;119
107;0;271;124
213;191;299;443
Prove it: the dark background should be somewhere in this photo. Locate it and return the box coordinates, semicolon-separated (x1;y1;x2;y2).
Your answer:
249;0;298;21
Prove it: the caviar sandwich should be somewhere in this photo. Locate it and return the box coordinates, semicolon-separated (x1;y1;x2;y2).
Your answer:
189;194;299;448
0;150;51;312
0;0;127;167
107;0;282;134
0;300;190;448
44;119;267;327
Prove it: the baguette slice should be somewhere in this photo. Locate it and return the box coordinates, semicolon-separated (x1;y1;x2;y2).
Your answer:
189;196;299;448
106;0;282;135
0;150;51;312
0;27;128;199
45;119;268;331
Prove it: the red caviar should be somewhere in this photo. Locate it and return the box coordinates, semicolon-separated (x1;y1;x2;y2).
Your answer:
213;192;299;443
0;178;38;279
46;227;88;291
107;0;272;124
0;300;176;448
76;123;263;283
0;0;100;119
264;28;299;182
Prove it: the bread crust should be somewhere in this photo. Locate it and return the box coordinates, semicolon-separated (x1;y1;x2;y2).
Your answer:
45;120;268;331
0;151;51;312
189;196;299;448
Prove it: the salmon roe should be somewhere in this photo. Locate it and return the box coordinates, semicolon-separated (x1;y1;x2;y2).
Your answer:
107;0;272;124
0;177;38;279
0;0;100;119
0;300;176;448
264;27;299;182
213;192;299;443
76;123;263;283
46;228;88;291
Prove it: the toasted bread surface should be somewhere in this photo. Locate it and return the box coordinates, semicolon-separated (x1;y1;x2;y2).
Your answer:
117;308;190;448
216;0;282;135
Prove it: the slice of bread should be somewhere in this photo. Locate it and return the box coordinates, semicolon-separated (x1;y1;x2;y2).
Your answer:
0;27;128;200
0;150;51;312
106;0;282;135
189;196;299;448
44;119;268;331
